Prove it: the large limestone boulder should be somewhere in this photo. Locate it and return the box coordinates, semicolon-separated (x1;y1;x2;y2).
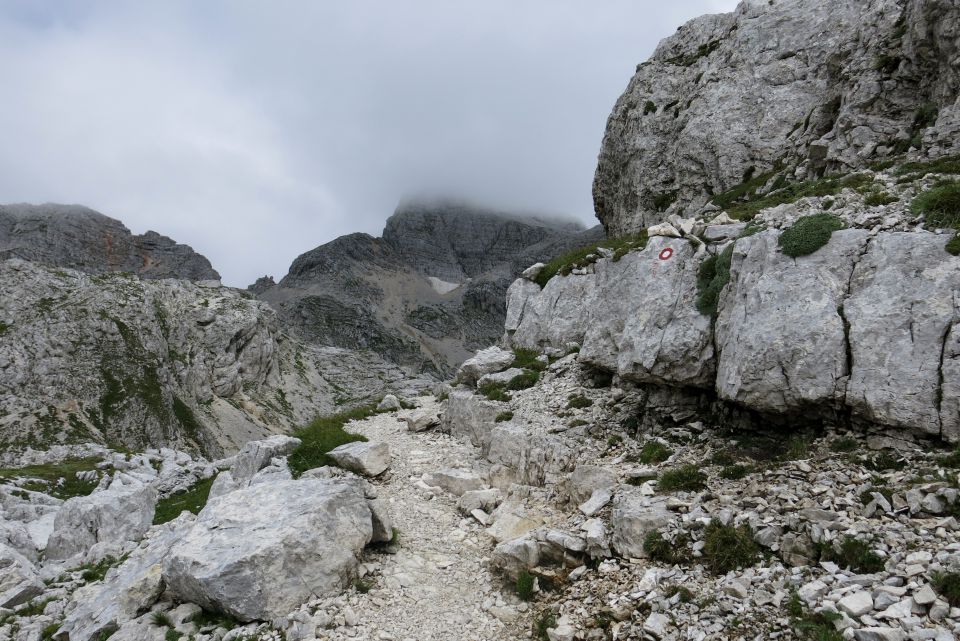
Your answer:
230;435;301;485
844;233;960;439
715;229;870;416
610;491;674;559
0;542;43;608
457;346;515;386
579;237;714;386
45;474;158;561
485;423;577;487
163;479;373;621
327;441;390;477
56;514;191;641
441;389;502;452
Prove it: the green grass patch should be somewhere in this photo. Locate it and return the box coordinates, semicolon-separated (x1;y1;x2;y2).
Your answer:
863;190;898;207
533;612;557;640
895;153;960;178
566;394;593;410
638;441;673;464
75;555;127;583
946;233;960;256
702;520;760;574
933;572;960;607
516;569;535;601
862;451;906;472
511;348;547;371
829;437;859;453
778;214;845;257
506;370;540;391
495;411;514;423
718;464;755;480
479;381;512;402
0;321;9;336
153;476;216;525
657;465;706;492
534;233;648;288
287;406;375;477
696;244;734;317
150;612;174;628
644;530;690;565
0;457;103;500
820;536;885;573
40;623;61;641
718;173;874;220
912;182;960;236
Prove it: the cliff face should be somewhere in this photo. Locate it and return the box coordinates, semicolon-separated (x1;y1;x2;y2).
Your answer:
259;201;603;375
594;0;960;235
0;258;426;457
0;204;220;281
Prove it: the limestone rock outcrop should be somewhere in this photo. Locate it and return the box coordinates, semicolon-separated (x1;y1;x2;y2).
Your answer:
0;204;220;280
162;479;374;621
594;0;960;235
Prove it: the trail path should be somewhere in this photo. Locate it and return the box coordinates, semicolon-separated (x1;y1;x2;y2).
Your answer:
317;399;528;641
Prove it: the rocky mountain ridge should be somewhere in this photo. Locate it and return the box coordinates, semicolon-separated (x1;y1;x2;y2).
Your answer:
0;204;220;281
257;200;603;375
594;0;960;235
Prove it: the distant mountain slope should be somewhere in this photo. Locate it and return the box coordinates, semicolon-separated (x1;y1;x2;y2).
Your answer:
0;203;220;280
258;200;604;375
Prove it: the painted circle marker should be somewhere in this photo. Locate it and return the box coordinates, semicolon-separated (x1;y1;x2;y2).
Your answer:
659;247;674;261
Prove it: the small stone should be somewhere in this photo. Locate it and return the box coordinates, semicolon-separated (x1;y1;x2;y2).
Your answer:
912;584;937;606
643;612;670;639
838;591;874;617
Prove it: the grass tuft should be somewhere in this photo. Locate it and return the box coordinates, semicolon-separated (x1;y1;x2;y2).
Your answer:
150;612;174;628
153;476;216;525
506;370;540;391
912;182;960;256
644;530;690;565
638;441;673;464
516;570;535;601
479;381;512;402
702;520;760;574
696;244;734;317
657;465;706;492
495;411;514;423
566;394;593;410
932;572;960;607
534;233;648;288
511;349;547;371
820;536;885;573
287;406;375;477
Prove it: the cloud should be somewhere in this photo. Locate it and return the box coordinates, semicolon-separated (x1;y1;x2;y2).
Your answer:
0;0;739;286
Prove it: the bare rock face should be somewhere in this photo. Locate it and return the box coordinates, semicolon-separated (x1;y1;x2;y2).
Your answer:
0;204;220;280
0;258;426;456
259;200;604;375
594;0;960;234
162;479;374;622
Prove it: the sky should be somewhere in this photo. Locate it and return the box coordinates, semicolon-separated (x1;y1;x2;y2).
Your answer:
0;0;738;286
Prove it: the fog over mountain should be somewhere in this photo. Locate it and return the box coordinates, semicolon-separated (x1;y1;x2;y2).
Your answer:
0;0;736;286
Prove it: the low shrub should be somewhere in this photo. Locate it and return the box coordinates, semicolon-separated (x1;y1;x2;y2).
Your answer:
863;191;897;207
664;585;695;603
153;476;216;525
932;572;960;607
716;173;874;220
644;530;690;565
566;394;593;409
479;381;512;402
76;555;126;583
778;214;845;257
533;612;557;640
895;154;960;178
829;437;858;453
820;536;885;573
912;181;960;228
287;406;375;477
507;370;540;391
946;233;960;256
702;520;760;574
516;570;535;601
638;441;673;464
718;464;754;480
150;612;174;628
657;465;706;492
511;348;547;371
495;411;514;423
535;233;648;288
696;244;734;316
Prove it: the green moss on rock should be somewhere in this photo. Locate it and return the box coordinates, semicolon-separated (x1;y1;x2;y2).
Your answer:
778;214;845;257
696;244;734;317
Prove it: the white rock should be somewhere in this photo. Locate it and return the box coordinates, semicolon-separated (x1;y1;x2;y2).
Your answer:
327;441;391;477
578;488;612;517
457;347;515;386
377;395;401;411
853;628;905;641
402;408;440;433
643;612;670;638
421;469;485;497
163;479;374;621
0;543;43;608
838;591;874;617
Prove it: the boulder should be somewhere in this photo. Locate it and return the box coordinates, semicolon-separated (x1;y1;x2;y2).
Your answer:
485;423;576;486
230;435;301;485
566;465;617;505
457;347;515;386
441;389;502;452
45;475;157;561
476;368;526;388
0;543;43;608
377;394;401;411
715;229;869;415
56;515;191;641
403;408;440;432
327;441;391;477
610;490;674;559
422;469;485;497
163;479;373;621
457;488;502;515
490;536;540;579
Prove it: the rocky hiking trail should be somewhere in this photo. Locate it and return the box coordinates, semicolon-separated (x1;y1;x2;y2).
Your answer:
320;401;526;641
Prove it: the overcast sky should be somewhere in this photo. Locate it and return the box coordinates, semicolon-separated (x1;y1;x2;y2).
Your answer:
0;0;737;286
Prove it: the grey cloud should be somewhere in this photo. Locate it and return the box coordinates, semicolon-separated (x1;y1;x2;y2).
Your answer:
0;0;738;286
